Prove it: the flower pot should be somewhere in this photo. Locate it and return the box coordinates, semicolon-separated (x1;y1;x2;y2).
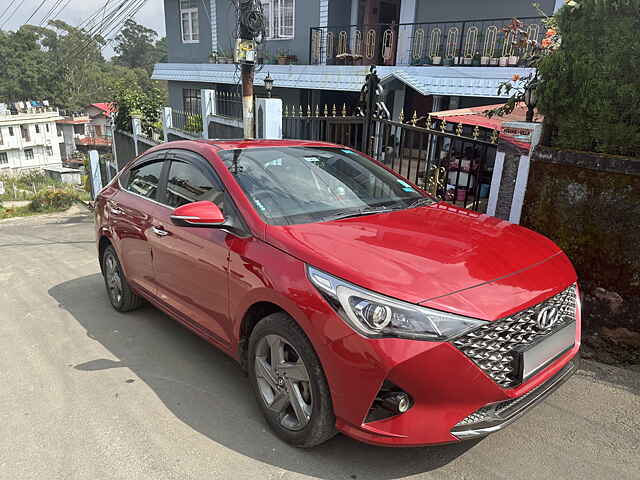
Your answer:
463;57;472;65
490;57;499;66
443;58;454;66
453;56;461;65
472;58;481;66
499;56;509;67
277;56;288;65
481;56;490;65
432;56;442;65
508;55;520;66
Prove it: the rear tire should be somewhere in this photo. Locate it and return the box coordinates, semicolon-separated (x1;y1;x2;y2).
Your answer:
248;312;337;448
102;245;144;312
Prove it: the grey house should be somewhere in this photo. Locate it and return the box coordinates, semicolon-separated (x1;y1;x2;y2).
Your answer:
153;0;563;120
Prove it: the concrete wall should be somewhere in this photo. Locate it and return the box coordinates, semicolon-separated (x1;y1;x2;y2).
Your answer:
522;146;640;332
415;0;555;22
165;0;212;63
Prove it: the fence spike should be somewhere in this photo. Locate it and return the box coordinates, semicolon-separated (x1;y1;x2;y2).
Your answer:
399;108;405;123
308;104;312;117
284;105;289;117
315;104;320;117
456;122;463;136
490;128;499;144
332;104;337;117
440;120;447;132
411;110;418;126
342;103;347;117
324;104;329;117
426;114;433;128
472;124;480;140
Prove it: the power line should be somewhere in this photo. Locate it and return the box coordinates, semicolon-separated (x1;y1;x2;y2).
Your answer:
0;0;27;29
0;0;20;25
23;0;49;26
39;0;65;26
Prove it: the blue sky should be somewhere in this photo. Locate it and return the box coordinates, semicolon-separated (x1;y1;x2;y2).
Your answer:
0;0;166;57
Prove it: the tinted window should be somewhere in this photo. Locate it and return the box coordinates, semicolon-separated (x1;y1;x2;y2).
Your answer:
125;161;163;200
165;160;223;209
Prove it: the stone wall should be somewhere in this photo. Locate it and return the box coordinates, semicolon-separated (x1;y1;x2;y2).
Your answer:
522;145;640;362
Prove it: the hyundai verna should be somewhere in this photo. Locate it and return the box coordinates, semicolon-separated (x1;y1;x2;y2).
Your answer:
95;139;580;447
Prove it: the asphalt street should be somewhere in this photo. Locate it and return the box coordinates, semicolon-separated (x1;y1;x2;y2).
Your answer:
1;207;638;480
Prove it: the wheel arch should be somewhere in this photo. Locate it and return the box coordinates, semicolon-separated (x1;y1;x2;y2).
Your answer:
98;234;113;273
237;301;287;370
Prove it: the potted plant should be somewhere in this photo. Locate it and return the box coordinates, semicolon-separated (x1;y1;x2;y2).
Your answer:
288;54;298;65
453;56;461;65
443;56;454;66
508;54;520;66
490;57;500;66
208;51;218;64
277;49;289;65
463;56;472;66
432;55;442;65
499;56;509;67
472;51;481;66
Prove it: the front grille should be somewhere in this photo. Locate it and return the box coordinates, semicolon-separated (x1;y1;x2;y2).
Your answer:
452;285;577;388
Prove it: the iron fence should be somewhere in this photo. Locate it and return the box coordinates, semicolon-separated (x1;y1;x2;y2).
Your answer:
215;90;243;119
171;109;203;137
310;17;544;66
283;101;497;212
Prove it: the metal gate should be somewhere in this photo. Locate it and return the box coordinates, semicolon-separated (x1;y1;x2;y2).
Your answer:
283;67;498;212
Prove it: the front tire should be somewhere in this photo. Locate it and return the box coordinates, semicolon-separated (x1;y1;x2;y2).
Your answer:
248;312;336;448
102;245;144;312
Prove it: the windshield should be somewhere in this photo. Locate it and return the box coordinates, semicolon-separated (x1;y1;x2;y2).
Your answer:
218;146;429;225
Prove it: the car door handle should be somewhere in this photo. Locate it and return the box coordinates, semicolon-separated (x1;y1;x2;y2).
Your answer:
107;202;123;215
151;226;170;237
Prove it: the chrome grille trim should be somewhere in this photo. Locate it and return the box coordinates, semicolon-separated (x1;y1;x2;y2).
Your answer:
452;285;577;388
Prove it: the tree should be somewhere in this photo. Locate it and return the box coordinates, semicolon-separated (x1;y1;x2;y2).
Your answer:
112;19;167;74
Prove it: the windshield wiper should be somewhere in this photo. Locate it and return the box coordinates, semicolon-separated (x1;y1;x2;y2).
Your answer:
402;197;437;210
323;207;391;222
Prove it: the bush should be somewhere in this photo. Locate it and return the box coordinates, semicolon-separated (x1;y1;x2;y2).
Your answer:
30;188;80;212
537;0;640;157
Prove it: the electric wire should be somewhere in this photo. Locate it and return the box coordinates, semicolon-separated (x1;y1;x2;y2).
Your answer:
0;0;27;29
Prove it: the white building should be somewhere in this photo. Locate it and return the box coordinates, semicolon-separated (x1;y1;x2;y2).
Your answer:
0;104;64;173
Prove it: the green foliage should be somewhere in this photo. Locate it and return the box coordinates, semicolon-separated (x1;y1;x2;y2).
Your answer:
536;0;640;157
112;81;165;136
0;20;167;112
112;19;168;74
30;188;80;212
185;114;203;133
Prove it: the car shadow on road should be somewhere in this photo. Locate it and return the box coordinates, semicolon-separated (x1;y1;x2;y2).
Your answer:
49;274;480;480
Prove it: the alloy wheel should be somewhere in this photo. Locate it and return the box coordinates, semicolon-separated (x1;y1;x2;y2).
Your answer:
104;253;123;305
254;334;313;431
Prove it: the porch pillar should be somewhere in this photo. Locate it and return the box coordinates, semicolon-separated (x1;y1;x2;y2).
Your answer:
397;0;417;65
486;122;543;223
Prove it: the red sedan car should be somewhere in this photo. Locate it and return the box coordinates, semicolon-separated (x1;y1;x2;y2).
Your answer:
95;139;580;447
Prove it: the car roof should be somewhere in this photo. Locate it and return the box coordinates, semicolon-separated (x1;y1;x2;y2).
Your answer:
195;139;344;151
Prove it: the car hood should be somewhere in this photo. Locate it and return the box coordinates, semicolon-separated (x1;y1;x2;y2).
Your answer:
265;203;574;319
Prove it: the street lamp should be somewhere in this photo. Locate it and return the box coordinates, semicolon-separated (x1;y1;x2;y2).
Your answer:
264;72;274;98
524;81;537;123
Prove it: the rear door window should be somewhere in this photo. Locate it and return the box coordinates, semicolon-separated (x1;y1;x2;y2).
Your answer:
125;161;164;200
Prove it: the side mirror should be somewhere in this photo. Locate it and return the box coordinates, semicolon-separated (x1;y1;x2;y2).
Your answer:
170;201;225;227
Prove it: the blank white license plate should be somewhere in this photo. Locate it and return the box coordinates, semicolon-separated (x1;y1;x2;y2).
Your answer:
522;322;576;379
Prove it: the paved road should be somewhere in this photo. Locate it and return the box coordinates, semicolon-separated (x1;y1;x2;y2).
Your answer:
1;208;639;480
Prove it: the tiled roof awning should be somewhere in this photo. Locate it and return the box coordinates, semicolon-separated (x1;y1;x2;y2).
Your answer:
152;63;535;98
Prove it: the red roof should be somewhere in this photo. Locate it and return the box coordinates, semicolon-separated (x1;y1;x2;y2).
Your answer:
89;103;117;115
431;102;542;131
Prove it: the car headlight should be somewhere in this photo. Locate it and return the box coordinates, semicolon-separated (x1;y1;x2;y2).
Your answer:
307;266;487;341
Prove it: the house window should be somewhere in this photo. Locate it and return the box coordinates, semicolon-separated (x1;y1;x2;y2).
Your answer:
0;152;7;164
180;0;200;43
183;88;202;115
45;123;50;133
35;124;40;133
21;125;30;141
0;129;3;145
73;124;85;135
25;148;34;160
46;146;54;156
9;127;14;136
263;0;295;40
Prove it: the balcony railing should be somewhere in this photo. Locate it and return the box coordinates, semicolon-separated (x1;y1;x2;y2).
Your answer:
310;17;544;67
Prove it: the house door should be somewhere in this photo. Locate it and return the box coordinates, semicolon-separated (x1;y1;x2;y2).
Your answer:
359;0;401;65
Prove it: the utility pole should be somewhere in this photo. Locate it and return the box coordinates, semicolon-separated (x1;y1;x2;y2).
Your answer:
237;0;263;139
